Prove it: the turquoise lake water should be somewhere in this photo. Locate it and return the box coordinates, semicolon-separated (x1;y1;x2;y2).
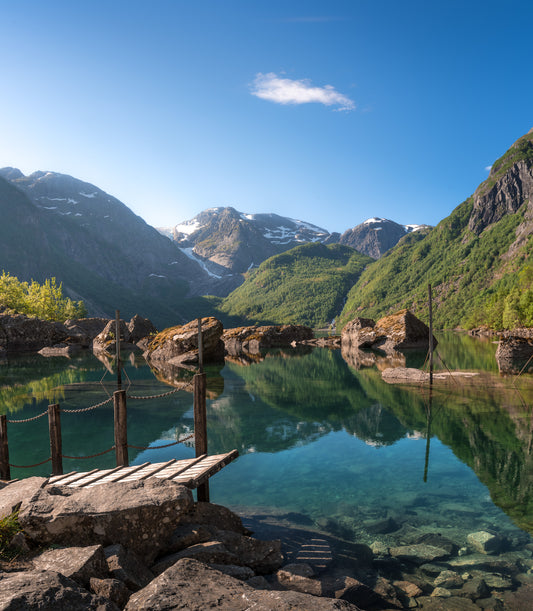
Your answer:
1;332;532;552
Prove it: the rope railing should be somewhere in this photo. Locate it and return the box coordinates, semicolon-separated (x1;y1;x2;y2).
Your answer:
127;386;191;400
9;457;52;468
7;410;49;424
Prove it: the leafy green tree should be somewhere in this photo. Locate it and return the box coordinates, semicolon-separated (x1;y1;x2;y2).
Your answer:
0;271;87;320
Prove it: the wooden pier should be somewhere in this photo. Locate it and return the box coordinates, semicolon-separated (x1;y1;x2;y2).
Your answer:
47;450;238;489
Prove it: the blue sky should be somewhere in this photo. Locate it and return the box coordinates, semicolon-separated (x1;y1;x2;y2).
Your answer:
0;0;532;233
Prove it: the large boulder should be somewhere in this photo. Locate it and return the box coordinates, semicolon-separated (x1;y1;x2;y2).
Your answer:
19;479;194;564
128;314;157;344
92;319;137;356
0;570;119;610
144;317;225;365
495;337;533;374
125;557;359;610
342;310;436;354
0;313;68;353
222;324;313;355
63;317;110;347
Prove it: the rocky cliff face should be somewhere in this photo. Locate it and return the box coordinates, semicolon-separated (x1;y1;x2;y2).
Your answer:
469;131;533;234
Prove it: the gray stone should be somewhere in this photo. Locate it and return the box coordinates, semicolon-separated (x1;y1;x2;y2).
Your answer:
276;565;322;596
20;478;194;564
105;544;154;591
209;563;255;580
433;570;464;589
365;515;399;534
8;531;31;553
0;569;119;610
125;558;359;610
431;587;452;597
466;531;503;555
389;543;450;565
165;522;213;552
152;541;239;575
370;540;389;556
416;595;480;609
245;575;271;589
0;476;48;517
90;577;132;608
460;576;490;600
32;544;108;587
176;501;247;535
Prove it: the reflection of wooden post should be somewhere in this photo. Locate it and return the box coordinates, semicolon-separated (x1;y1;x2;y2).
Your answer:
194;372;209;501
428;284;434;385
115;309;122;390
114;390;128;467
423;384;432;483
0;415;10;481
197;317;203;373
48;404;63;476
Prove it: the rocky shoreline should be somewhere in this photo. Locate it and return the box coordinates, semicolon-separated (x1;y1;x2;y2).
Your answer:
2;476;533;609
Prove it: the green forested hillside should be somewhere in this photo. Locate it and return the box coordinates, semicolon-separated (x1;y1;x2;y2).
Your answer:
219;243;372;328
340;130;533;330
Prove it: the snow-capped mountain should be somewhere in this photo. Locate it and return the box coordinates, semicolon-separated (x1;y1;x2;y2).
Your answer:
158;207;331;273
159;208;429;270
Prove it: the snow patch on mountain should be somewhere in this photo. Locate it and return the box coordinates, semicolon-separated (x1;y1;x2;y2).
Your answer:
180;247;222;278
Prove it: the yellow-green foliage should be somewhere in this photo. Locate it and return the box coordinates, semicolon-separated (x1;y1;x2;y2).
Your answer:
0;271;87;321
0;509;22;559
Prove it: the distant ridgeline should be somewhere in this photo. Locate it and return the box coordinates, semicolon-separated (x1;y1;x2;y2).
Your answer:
1;127;532;331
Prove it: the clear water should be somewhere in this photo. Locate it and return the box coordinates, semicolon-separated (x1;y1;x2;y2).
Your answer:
2;333;532;550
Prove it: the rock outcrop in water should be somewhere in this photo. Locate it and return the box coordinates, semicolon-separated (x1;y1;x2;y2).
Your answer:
222;324;313;356
341;310;436;356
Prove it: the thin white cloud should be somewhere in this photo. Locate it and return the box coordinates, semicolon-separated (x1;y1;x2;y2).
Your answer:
485;165;492;172
251;72;355;111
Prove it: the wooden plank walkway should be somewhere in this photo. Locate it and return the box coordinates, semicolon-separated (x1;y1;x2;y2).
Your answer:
47;450;239;489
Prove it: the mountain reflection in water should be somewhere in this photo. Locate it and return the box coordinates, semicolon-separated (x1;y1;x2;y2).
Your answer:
1;333;532;542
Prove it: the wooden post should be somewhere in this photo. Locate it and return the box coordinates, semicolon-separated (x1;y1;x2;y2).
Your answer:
194;372;209;501
428;283;434;385
113;389;128;467
115;309;122;390
0;415;10;481
197;317;203;373
48;403;63;476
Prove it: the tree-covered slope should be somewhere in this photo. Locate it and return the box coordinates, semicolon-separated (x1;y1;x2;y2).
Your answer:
219;242;372;328
340;130;533;330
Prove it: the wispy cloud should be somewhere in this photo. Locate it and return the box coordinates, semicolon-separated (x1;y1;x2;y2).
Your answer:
485;165;492;172
250;72;355;112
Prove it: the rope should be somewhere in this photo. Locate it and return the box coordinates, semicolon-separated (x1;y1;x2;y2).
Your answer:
8;410;49;424
127;432;195;451
127;387;189;400
61;397;113;413
62;446;116;459
9;457;51;468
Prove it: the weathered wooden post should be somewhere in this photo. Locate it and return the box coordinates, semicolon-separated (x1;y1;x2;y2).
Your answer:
48;403;63;476
0;414;10;481
194;317;209;501
197;317;204;373
115;309;122;390
113;389;129;467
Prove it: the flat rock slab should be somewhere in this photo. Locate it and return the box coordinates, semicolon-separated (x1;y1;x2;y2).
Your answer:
389;544;449;564
125;558;359;610
0;569;119;610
